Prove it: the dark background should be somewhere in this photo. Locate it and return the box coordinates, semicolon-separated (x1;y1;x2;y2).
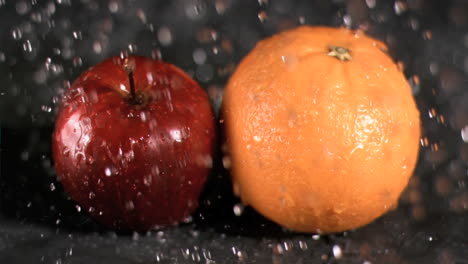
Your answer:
1;0;468;263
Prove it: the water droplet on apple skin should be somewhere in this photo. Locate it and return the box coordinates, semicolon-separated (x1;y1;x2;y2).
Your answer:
52;56;216;231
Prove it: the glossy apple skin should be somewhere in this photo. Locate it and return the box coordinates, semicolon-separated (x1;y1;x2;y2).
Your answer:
52;56;216;231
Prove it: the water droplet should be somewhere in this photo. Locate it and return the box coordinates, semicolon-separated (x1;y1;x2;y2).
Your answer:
12;28;23;40
196;154;213;168
312;234;320;240
423;30;433;40
343;15;352;27
93;41;102;54
143;175;152;186
50;183;56;191
136;8;147;23
420;137;430;147
429;62;439;75
409;75;420;95
22;40;32;53
222;156;232;169
298;240;308;250
72;31;82;40
75;205;81;212
155;252;164;262
233;203;244;216
298;16;305;24
394;1;407;15
332;245;343;259
461;126;468;143
158;27;172;47
214;0;228;14
45;2;55;15
15;1;30;15
104;166;113;176
127;43;137;54
281;54;298;68
365;0;376;8
88;192;95;200
66;247;73;257
139;111;147;122
193;48;206;65
185;0;206;20
274;243;284;255
428;108;437;118
258;11;268;23
41;105;52;112
151;166;160;176
125;200;135;211
183;215;193;223
21;151;29;161
409;17;420;30
181;248;191;259
170;129;183;142
195;64;214;82
132;232;139;241
108;0;119;13
151;48;162;60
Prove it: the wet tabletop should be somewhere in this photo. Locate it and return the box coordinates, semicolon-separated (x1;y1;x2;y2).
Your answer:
1;0;468;263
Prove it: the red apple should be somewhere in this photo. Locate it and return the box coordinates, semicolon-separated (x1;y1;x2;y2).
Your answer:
52;55;216;231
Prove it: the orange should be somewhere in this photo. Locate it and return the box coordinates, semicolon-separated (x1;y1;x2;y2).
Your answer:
222;26;420;233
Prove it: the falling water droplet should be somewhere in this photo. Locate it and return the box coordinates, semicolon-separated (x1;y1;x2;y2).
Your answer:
193;48;207;65
222;156;232;169
420;137;430;147
143;175;152;186
15;1;30;15
257;11;268;22
185;0;206;20
365;0;376;8
394;1;407;15
93;41;103;54
461;126;468;143
233;203;244;216
72;31;82;40
125;200;135;211
108;0;119;13
332;245;343;259
298;240;308;250
11;28;23;40
158;27;172;46
105;166;113;177
22;40;32;53
343;15;352;27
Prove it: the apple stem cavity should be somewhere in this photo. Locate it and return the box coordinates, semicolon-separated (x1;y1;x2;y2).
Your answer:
123;58;143;105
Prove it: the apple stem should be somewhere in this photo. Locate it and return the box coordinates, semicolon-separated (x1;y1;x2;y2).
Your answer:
128;69;137;102
123;58;141;105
